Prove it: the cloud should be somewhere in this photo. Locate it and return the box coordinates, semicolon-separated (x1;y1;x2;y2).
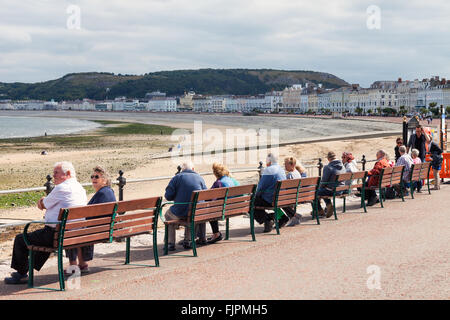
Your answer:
0;0;449;86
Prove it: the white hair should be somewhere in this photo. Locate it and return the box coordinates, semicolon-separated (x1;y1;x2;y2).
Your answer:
399;146;407;154
411;149;420;157
54;161;76;178
266;153;277;164
181;161;194;171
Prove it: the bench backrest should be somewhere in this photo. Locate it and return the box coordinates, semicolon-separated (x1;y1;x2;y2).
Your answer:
379;166;404;188
410;162;431;182
298;177;321;204
273;178;301;208
190;184;257;223
335;171;367;193
55;197;162;248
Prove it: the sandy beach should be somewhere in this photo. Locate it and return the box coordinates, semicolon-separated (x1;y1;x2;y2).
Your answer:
0;111;430;265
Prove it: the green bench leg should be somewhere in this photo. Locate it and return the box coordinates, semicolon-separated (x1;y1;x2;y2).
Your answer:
361;189;367;213
343;197;346;213
152;227;159;267
400;183;405;202
125;237;131;264
163;224;168;255
312;199;320;225
28;249;34;289
427;178;431;194
333;195;338;220
225;218;229;240
410;183;415;199
57;250;65;291
190;222;197;257
379;188;384;208
249;211;256;241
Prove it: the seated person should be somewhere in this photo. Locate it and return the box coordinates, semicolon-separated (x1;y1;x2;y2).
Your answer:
316;152;346;218
366;150;390;206
283;157;303;226
253;153;286;233
164;161;207;250
410;148;422;192
5;162;87;285
394;146;413;196
65;166;116;275
207;163;239;244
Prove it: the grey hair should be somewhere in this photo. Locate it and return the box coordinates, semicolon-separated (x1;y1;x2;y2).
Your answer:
266;153;277;164
377;150;386;158
54;161;76;178
399;146;407;154
411;149;420;157
93;165;111;187
181;161;194;171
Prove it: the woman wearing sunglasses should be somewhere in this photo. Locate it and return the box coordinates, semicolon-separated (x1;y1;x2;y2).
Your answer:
65;166;116;275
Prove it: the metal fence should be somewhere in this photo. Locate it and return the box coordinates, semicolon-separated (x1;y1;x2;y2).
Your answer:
0;155;374;201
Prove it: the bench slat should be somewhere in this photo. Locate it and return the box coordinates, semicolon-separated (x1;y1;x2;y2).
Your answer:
113;225;152;238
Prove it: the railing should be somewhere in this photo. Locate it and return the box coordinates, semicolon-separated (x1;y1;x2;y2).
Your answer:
0;156;374;200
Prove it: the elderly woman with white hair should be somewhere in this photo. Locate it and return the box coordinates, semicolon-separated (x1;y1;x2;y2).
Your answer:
411;149;423;193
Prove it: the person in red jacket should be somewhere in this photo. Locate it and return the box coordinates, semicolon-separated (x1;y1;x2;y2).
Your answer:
366;150;390;206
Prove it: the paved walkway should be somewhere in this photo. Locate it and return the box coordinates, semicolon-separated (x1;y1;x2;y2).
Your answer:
0;185;449;300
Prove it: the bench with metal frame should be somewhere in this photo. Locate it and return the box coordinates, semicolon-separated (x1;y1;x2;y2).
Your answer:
317;171;368;220
24;196;162;291
409;162;431;198
366;166;405;208
255;177;322;235
162;184;257;257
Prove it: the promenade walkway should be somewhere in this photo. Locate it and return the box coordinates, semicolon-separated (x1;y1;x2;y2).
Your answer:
0;184;448;300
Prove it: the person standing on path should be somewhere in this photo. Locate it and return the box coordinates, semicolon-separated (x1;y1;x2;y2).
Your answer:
406;125;431;162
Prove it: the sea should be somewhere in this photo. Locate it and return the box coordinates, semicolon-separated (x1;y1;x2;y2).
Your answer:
0;116;101;139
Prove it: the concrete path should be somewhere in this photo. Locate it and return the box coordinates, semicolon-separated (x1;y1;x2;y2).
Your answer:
0;185;449;300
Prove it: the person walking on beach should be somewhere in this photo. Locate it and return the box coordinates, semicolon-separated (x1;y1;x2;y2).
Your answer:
64;166;116;275
4;162;87;285
164;161;207;251
406;125;431;162
253;153;286;233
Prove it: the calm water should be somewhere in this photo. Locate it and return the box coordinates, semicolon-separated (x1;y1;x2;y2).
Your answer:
0;116;101;139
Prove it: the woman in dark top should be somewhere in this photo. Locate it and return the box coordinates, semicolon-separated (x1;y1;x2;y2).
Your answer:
428;140;443;190
65;166;116;274
394;138;403;162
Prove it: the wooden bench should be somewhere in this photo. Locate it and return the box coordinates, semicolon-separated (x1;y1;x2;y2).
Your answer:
366;166;405;208
255;177;321;234
318;171;368;219
409;162;431;198
24;196;162;291
162;184;257;257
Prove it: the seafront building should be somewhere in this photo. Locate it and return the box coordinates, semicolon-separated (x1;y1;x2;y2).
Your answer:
4;76;450;114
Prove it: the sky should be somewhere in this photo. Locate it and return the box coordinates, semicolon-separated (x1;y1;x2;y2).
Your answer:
0;0;449;87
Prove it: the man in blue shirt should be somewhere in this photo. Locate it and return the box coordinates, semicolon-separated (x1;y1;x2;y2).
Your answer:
164;161;207;250
254;153;287;232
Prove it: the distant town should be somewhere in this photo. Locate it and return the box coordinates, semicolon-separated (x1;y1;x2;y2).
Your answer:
1;76;449;116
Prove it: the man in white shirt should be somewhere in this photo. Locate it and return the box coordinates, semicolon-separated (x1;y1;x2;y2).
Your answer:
5;161;87;285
